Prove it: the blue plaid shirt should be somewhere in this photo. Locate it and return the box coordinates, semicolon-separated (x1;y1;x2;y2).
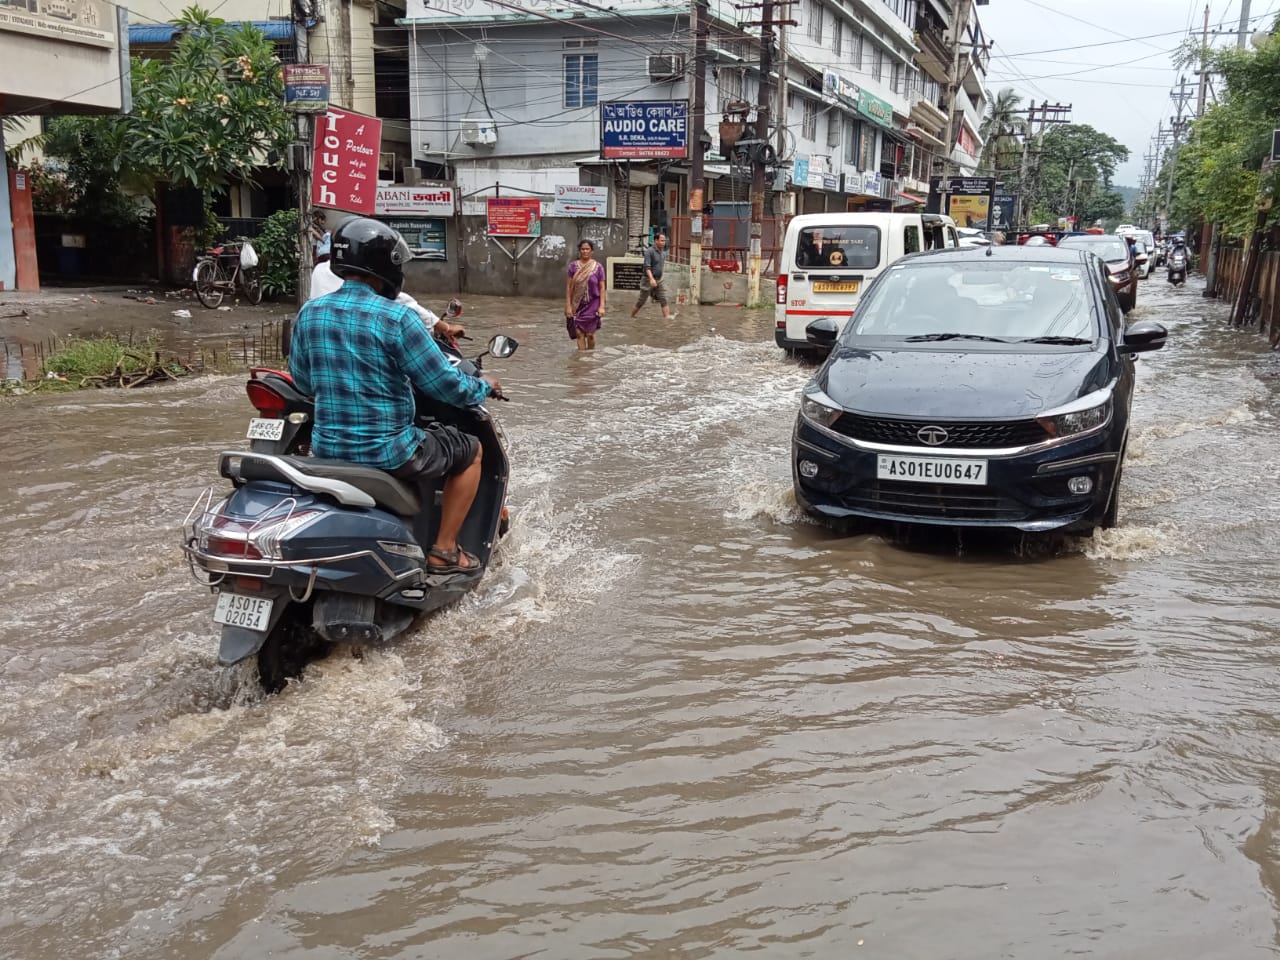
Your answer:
289;280;491;469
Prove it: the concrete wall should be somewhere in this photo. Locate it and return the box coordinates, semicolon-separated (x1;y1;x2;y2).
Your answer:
0;130;12;290
402;216;627;300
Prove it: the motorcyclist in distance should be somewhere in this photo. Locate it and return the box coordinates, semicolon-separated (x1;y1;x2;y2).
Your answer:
290;218;499;575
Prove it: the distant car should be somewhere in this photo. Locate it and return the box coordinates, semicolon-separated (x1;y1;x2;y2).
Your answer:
791;246;1167;536
1057;234;1138;312
957;227;991;247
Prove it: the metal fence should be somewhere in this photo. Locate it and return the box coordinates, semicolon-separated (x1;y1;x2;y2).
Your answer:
667;215;787;276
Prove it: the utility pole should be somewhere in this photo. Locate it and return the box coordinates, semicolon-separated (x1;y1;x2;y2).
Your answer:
1196;4;1209;116
746;0;776;307
292;0;314;306
1163;77;1194;229
688;0;708;305
938;0;974;180
1237;0;1252;49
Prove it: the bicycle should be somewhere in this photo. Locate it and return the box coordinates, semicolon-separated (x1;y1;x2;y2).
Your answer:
193;240;263;308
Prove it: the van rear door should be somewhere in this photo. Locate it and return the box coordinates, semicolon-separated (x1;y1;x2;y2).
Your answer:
788;223;882;312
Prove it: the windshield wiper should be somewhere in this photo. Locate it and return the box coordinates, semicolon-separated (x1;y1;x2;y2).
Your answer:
1016;335;1092;345
903;332;1010;342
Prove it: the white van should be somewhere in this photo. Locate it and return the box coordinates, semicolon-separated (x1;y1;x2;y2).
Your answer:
775;212;960;353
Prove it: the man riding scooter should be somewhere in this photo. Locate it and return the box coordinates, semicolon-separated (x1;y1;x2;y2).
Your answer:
1167;237;1188;286
290;217;500;574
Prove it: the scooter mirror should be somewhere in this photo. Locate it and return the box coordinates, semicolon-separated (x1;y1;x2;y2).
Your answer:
445;298;463;319
487;334;518;359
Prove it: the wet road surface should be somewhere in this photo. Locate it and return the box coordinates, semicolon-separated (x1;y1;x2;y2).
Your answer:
2;277;1280;958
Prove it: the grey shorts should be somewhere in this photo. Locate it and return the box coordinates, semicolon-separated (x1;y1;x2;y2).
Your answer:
635;278;668;308
392;422;479;481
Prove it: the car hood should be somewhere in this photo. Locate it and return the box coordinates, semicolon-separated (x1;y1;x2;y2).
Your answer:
820;346;1111;419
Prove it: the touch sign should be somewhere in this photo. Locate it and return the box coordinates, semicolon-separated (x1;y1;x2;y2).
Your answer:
311;107;383;216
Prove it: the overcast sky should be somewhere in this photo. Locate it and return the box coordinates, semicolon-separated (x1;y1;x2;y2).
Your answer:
975;0;1278;187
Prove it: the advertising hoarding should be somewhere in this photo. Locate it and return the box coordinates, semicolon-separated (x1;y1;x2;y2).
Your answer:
486;197;542;236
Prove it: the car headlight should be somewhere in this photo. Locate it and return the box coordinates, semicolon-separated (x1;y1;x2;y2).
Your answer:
799;388;842;428
1037;395;1112;438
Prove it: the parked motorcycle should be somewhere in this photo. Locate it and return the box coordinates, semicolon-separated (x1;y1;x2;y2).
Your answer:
1167;249;1187;286
183;306;518;691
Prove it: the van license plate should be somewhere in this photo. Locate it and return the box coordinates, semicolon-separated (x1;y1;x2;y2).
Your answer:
813;281;859;293
876;455;988;486
247;418;285;440
213;592;274;631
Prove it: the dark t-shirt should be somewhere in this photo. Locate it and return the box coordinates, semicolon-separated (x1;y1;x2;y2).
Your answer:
643;245;666;279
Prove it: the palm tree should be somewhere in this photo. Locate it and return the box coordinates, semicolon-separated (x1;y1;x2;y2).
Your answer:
2;116;46;166
978;88;1025;175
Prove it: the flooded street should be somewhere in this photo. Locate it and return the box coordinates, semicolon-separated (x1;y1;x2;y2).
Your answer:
2;276;1280;958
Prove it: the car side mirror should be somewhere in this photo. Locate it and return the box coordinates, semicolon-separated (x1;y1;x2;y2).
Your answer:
487;334;518;359
1119;320;1166;354
805;317;840;347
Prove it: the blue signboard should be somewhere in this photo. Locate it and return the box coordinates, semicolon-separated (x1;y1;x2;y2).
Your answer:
283;64;330;114
601;100;688;160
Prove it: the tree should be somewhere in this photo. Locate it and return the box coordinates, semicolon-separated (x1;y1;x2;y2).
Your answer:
41;7;292;229
1023;124;1130;225
978;88;1025;176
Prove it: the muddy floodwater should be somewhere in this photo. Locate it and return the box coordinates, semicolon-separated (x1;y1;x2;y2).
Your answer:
2;278;1279;958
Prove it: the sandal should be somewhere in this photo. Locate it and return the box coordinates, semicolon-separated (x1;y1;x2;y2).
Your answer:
426;545;481;574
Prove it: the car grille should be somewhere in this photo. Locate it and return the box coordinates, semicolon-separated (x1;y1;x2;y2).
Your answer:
832;413;1050;449
843;481;1030;522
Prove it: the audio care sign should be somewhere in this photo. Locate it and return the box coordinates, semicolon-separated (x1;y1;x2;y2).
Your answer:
601;101;688;160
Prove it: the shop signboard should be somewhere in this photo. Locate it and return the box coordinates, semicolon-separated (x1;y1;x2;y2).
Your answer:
375;183;455;217
601;100;688;159
857;89;894;129
283;64;329;113
312;107;382;215
383;218;447;260
792;156;810;186
554;184;609;217
927;176;997;227
822;70;858;108
486;196;542;236
0;0;115;48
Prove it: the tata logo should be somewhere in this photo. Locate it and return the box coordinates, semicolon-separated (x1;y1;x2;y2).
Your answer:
917;425;949;445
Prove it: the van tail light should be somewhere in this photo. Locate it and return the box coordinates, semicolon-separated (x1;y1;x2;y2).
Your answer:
777;274;787;306
245;380;288;416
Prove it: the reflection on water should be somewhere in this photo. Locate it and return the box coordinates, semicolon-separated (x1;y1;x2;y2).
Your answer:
1;284;1280;958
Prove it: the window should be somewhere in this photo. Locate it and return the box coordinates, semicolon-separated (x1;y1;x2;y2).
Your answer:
903;225;920;254
852;30;863;70
872;47;884;82
858;124;877;171
564;54;598;108
718;68;744;111
807;0;823;42
844;118;859;165
794;225;881;269
891;62;903;95
802;98;818;141
833;19;842;57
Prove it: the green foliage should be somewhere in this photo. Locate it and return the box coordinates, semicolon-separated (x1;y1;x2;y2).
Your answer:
1019;124;1130;226
978;88;1025;176
44;333;161;380
41;117;144;226
1169;28;1280;238
254;208;301;300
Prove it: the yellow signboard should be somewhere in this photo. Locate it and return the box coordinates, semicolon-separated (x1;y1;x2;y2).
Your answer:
948;194;991;230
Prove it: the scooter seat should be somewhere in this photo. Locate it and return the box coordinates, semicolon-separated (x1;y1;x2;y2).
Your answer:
280;457;423;516
227;452;422;516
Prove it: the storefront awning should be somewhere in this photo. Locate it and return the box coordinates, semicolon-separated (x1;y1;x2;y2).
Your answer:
129;20;296;44
897;191;926;204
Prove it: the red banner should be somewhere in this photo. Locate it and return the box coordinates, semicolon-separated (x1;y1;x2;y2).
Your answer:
312;107;382;215
486;197;543;237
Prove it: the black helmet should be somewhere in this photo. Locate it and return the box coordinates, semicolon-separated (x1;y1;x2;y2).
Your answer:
330;218;412;298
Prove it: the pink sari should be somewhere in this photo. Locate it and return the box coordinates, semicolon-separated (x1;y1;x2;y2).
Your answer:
566;258;603;338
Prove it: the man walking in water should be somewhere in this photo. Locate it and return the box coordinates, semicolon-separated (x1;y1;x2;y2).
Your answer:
631;232;673;320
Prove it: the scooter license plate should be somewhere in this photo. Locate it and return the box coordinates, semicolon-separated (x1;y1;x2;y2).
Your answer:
247;417;285;440
213;592;274;631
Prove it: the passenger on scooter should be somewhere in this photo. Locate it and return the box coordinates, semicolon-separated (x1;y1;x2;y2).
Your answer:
290;218;500;575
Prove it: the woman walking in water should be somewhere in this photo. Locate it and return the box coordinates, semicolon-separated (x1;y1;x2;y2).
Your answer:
565;239;606;351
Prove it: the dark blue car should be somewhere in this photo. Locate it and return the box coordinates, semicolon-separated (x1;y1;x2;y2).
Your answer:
792;246;1167;535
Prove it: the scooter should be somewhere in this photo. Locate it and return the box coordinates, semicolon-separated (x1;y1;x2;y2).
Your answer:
1167;249;1187;286
182;310;518;692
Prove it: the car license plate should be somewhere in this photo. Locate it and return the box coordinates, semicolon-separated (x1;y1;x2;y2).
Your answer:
247;417;285;440
813;281;859;293
876;455;988;486
213;592;274;631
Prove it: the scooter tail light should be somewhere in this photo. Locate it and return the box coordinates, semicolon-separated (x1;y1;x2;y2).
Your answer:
777;274;788;306
245;380;288;416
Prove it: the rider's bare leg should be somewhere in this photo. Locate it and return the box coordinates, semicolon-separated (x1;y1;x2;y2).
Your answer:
430;445;482;569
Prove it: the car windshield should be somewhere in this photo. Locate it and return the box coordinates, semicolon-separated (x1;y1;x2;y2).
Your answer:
794;225;880;269
848;261;1098;343
1059;237;1130;263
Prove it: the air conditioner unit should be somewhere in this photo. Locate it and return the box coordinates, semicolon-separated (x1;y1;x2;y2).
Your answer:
460;118;497;146
647;55;685;82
